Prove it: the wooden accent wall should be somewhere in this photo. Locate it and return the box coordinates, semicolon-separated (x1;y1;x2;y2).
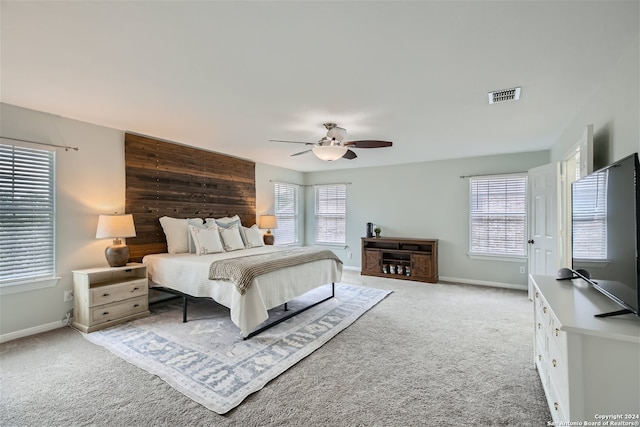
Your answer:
124;133;256;262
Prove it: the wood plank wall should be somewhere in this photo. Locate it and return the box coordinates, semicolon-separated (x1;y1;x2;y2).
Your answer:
124;133;256;262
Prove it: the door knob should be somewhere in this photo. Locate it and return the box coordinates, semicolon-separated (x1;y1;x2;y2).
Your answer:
527;239;535;244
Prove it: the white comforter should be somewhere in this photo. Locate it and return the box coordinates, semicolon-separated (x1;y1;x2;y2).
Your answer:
142;246;342;337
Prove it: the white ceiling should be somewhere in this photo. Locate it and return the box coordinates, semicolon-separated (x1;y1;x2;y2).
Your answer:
1;1;638;172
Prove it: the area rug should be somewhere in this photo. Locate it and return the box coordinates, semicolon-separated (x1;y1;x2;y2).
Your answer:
83;283;391;414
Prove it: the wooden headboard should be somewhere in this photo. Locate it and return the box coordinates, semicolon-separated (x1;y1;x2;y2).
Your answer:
124;133;256;262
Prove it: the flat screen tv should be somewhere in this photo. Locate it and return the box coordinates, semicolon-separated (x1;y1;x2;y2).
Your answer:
571;152;640;317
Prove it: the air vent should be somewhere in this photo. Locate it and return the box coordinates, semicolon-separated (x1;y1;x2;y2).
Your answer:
488;87;521;104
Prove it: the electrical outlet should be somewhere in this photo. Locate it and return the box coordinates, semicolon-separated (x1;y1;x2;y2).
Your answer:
348;252;352;259
520;266;526;274
64;290;74;302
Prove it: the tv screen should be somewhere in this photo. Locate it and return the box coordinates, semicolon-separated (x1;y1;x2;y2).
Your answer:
572;153;640;317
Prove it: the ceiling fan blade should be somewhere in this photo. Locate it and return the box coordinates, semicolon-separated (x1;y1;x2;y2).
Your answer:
342;149;357;160
344;140;393;148
269;139;314;145
291;149;312;157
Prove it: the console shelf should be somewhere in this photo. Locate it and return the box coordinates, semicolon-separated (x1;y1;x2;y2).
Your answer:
361;237;438;283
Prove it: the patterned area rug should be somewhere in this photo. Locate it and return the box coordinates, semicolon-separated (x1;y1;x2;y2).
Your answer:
83;283;391;414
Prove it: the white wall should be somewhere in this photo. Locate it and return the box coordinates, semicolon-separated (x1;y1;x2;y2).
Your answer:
551;35;640;165
304;151;549;287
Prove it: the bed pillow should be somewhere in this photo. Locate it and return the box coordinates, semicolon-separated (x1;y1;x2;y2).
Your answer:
209;215;241;225
243;224;264;248
208;215;249;246
186;218;204;253
219;224;245;251
159;216;203;254
188;222;224;255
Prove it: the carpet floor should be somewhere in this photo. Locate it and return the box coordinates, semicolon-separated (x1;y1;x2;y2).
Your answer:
0;271;551;426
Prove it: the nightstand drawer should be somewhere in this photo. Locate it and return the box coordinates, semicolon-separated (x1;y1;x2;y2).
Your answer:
90;278;148;306
90;295;148;326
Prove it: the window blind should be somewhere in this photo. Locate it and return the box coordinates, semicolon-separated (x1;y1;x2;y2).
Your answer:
0;144;56;283
315;184;346;244
572;171;607;260
274;182;299;245
469;174;527;257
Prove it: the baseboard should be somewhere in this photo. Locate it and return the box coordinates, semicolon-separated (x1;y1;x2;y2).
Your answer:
344;267;525;290
0;320;66;344
439;275;527;291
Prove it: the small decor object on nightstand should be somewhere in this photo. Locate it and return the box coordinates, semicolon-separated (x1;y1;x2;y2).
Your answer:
96;213;136;267
374;227;381;238
259;214;278;245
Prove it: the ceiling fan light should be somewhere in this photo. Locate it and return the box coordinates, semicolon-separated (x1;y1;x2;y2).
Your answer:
312;145;348;161
326;126;347;142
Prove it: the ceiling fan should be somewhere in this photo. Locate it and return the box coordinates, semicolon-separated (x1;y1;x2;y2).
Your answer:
269;123;393;161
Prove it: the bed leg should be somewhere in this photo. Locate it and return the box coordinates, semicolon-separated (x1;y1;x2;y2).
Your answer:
332;282;335;297
182;296;188;323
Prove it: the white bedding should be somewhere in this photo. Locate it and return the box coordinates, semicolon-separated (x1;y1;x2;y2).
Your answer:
142;246;343;337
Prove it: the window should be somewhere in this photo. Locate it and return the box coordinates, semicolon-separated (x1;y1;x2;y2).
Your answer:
314;184;346;245
572;170;607;260
0;143;56;284
469;174;527;257
274;182;299;245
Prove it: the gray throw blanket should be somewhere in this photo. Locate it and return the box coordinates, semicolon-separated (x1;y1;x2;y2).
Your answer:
209;247;343;295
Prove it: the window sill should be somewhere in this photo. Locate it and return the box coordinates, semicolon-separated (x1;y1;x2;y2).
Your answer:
313;243;348;250
573;259;610;267
0;276;61;295
467;253;526;263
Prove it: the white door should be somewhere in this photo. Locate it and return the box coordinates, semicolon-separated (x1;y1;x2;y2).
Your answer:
528;163;560;297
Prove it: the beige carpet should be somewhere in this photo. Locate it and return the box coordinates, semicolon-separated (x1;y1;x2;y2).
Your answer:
0;270;551;426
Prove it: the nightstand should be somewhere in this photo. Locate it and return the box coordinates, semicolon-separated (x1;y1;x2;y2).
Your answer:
72;263;150;333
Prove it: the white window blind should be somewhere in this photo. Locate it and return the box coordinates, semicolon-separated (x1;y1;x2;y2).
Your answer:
469;174;527;257
315;184;346;245
274;182;299;245
0;143;56;283
572;170;607;260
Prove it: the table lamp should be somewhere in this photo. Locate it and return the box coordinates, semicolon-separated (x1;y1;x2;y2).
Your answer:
96;213;136;267
259;215;278;245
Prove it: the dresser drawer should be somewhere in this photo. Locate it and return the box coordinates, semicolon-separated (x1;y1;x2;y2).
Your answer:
548;315;567;357
548;333;569;398
90;295;148;326
90;278;148;306
547;375;569;423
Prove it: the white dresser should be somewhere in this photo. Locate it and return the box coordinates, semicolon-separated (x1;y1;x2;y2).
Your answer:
531;275;640;424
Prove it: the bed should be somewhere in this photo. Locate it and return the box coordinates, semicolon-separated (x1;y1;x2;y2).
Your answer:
143;245;343;338
124;134;343;338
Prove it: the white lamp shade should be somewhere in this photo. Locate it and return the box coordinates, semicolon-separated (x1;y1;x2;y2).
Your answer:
96;214;137;239
312;145;348;161
258;215;278;230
